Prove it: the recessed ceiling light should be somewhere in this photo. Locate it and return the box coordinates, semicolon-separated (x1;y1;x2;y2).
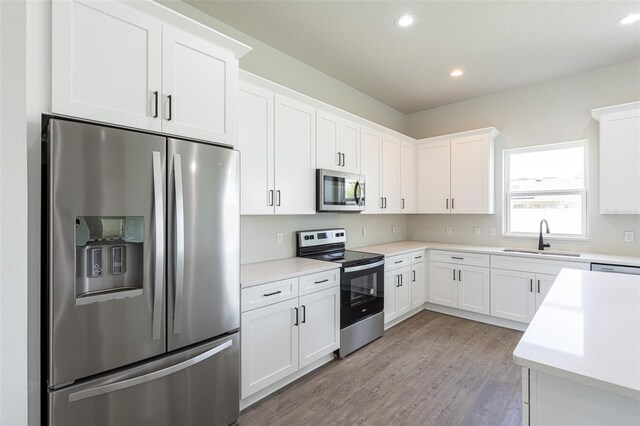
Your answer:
395;14;415;28
617;12;640;25
449;69;464;78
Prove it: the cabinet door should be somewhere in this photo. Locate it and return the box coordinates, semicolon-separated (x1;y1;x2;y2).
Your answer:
429;262;457;308
535;273;557;311
490;269;535;323
316;110;341;171
52;0;162;131
340;119;361;174
384;270;400;322
299;287;340;368
400;141;417;213
450;134;493;214
162;26;237;144
397;267;412;317
381;134;402;213
600;108;640;214
274;95;316;214
361;126;383;214
457;265;490;315
410;262;426;309
241;298;299;398
417;140;451;213
238;81;274;215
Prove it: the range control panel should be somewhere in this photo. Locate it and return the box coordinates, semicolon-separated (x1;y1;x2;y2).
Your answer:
297;228;346;248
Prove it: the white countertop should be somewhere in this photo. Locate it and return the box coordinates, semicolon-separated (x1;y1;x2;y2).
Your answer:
354;241;640;267
513;269;640;400
240;257;338;288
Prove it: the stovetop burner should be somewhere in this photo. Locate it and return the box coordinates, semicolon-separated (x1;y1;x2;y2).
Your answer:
296;228;383;268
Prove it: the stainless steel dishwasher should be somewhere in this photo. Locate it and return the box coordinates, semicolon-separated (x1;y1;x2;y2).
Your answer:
591;263;640;275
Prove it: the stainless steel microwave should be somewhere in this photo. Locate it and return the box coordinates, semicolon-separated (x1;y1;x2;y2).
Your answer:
317;169;365;212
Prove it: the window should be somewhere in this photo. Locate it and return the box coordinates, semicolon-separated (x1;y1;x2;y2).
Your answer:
504;141;587;238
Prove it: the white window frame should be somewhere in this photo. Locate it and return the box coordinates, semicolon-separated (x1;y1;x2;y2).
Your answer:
503;140;588;240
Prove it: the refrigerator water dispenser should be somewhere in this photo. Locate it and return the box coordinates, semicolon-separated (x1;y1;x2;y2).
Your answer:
75;216;144;305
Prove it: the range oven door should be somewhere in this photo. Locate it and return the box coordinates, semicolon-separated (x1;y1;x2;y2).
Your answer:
340;260;384;328
317;169;365;212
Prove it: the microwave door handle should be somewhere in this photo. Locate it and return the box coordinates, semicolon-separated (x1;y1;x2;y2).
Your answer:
151;151;164;341
173;153;185;335
354;181;361;205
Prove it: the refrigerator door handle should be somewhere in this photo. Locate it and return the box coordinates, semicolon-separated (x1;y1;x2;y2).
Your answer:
152;151;164;341
173;153;185;334
68;339;233;403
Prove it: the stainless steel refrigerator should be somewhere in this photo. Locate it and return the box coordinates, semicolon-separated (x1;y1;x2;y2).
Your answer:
45;119;240;425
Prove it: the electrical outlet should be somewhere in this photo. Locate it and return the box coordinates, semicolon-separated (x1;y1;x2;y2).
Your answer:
624;231;635;243
362;227;367;237
474;227;481;236
446;226;452;235
392;225;396;234
489;227;496;236
276;232;283;244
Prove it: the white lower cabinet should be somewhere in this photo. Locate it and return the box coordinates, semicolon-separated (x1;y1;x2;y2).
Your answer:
384;267;411;323
298;287;340;368
241;269;339;399
410;261;426;309
490;255;590;323
428;251;490;315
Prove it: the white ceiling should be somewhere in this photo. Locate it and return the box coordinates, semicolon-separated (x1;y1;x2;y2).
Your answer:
187;1;640;114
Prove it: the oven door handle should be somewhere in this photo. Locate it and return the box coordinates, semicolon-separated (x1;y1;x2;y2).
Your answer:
343;260;385;273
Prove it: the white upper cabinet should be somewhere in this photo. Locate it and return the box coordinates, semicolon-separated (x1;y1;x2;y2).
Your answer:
450;133;494;213
52;0;250;144
274;95;316;215
417;140;451;213
592;102;640;214
417;128;497;214
238;81;274;215
316;111;361;174
161;26;237;144
381;133;402;213
52;0;163;131
400;140;417;213
361;126;383;214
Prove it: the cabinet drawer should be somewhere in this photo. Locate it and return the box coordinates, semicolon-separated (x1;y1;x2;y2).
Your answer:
241;277;298;312
299;269;340;296
491;255;590;275
385;253;411;271
430;250;489;267
411;250;425;264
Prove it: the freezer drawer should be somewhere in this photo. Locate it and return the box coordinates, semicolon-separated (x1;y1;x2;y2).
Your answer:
49;333;239;426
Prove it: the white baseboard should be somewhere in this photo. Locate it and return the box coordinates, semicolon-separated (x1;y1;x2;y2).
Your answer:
240;354;334;411
424;303;528;332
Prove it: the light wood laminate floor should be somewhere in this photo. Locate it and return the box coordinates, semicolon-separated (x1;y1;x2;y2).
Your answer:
240;311;523;426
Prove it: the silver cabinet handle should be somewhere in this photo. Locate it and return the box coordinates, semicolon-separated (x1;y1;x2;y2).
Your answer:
269;190;274;207
276;190;281;206
173;153;185;335
383;197;387;208
341;153;345;167
337;152;342;166
69;339;233;402
151;151;164;341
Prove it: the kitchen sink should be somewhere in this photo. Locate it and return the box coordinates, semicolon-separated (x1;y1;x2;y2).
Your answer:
502;248;581;257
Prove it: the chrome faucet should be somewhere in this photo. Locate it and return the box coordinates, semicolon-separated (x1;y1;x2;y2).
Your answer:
538;219;550;250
